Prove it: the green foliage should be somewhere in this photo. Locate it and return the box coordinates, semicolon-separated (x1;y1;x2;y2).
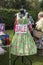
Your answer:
40;0;43;10
0;8;19;29
0;8;39;29
28;10;39;21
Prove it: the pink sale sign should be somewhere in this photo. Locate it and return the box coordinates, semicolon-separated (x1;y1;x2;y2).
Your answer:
15;24;27;33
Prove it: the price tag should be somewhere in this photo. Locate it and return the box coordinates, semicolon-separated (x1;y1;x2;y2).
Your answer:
15;24;27;33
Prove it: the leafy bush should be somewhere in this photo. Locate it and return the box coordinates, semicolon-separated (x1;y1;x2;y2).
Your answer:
28;10;39;22
0;8;39;29
0;8;19;29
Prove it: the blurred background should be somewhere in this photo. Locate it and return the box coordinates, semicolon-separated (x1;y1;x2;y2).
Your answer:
0;0;43;29
0;0;43;65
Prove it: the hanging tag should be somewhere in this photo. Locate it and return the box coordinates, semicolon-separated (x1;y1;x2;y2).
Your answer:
15;24;27;34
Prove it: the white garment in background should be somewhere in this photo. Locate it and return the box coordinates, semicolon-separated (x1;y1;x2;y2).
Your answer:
0;47;6;55
0;31;5;35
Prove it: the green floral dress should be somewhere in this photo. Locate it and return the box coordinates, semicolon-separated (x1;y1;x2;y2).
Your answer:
11;13;37;56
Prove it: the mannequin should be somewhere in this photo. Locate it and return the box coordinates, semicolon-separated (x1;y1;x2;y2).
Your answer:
11;8;37;65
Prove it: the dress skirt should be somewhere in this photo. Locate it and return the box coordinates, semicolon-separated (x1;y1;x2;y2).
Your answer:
11;29;37;56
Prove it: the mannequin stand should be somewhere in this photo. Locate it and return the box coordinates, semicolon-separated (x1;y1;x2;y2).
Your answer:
13;56;32;65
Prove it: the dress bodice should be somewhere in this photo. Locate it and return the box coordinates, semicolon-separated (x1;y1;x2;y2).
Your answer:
16;12;28;24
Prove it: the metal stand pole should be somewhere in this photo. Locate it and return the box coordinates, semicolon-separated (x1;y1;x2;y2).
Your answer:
13;56;32;65
9;45;11;65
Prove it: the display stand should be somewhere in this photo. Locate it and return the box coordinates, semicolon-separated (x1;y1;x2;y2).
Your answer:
13;56;32;65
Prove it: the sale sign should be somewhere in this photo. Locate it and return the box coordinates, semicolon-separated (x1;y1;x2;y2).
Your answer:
15;24;27;33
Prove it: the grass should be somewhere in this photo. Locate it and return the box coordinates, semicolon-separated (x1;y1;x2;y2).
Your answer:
0;30;43;65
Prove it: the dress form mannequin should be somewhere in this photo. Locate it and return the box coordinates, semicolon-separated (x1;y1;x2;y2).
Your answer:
11;8;37;65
